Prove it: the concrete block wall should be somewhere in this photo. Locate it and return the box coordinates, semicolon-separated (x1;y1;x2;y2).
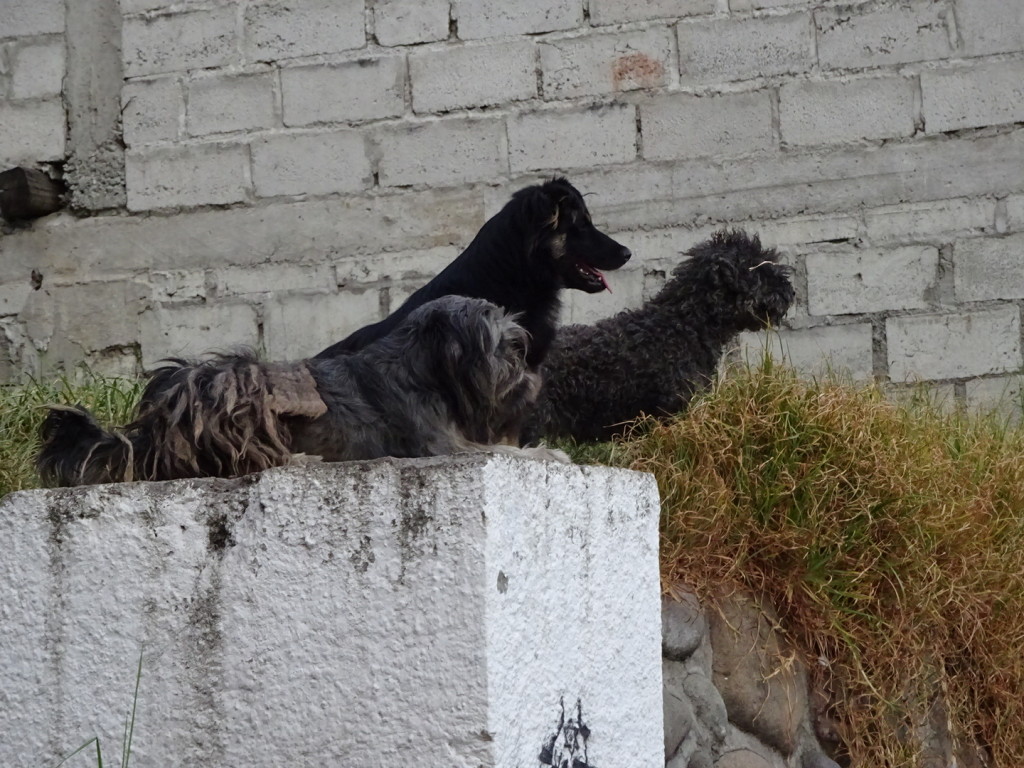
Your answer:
0;0;1023;413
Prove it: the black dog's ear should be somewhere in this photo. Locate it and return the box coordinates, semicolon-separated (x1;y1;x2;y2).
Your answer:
517;184;560;231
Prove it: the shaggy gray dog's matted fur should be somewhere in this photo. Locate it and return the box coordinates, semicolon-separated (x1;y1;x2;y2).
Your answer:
38;296;564;486
522;229;795;443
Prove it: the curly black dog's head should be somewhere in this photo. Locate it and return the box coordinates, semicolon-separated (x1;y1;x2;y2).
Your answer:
512;177;632;294
662;229;795;331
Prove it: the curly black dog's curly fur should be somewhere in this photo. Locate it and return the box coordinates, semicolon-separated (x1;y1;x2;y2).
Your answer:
316;177;632;369
38;296;564;486
522;229;796;443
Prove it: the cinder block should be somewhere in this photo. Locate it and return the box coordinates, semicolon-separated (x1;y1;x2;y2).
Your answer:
10;39;65;99
122;76;184;146
815;1;951;70
922;60;1024;134
590;0;714;25
123;7;238;77
641;90;774;161
2;0;64;37
806;245;938;315
1;189;483;282
964;375;1023;424
1006;195;1024;232
376;117;505;187
955;0;1024;57
139;301;260;367
213;263;334;297
252;130;372;197
780;76;916;146
125;143;251;211
540;27;674;100
0;99;66;167
373;0;450;46
737;324;875;380
263;289;381;359
864;198;994;243
677;13;813;84
411;41;536;113
887;307;1022;381
335;246;459;287
453;0;582;39
508;105;637;173
953;233;1024;302
44;280;150;353
281;55;406;126
244;0;365;60
754;214;861;248
730;0;811;10
187;72;276;137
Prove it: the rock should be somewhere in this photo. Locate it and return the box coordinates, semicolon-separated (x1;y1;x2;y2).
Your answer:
664;660;696;759
801;750;841;768
708;593;808;756
663;590;708;661
715;749;775;768
722;725;787;768
682;671;729;744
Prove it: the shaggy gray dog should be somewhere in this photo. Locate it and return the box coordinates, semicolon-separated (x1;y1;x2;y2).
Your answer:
38;296;563;486
522;230;795;443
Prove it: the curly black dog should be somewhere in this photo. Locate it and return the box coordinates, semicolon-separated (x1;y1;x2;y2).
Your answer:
316;177;632;369
38;296;565;486
523;230;795;443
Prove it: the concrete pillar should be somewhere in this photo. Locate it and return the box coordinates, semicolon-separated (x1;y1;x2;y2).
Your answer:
1;455;662;767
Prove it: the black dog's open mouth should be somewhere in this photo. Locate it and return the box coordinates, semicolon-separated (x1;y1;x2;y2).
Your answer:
575;260;611;292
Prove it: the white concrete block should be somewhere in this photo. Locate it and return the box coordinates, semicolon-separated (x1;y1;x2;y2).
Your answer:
252;130;372;198
139;300;259;366
508;104;637;173
263;288;381;358
123;7;238;77
641;90;774;161
730;0;811;9
539;26;675;100
815;1;951;70
244;0;365;60
334;245;459;287
677;12;813;84
590;0;715;25
187;71;277;137
376;117;506;187
1006;195;1024;233
887;308;1022;382
2;0;64;37
281;55;406;126
0;99;66;167
411;41;536;113
373;0;450;46
806;245;939;315
953;233;1024;303
122;76;184;147
453;0;582;40
125;143;251;211
864;198;994;243
922;60;1024;134
9;39;65;99
736;324;875;380
953;0;1024;57
0;458;663;768
780;76;916;147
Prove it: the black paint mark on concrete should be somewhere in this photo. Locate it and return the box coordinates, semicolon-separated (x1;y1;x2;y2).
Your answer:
497;570;509;593
539;697;594;768
350;534;376;573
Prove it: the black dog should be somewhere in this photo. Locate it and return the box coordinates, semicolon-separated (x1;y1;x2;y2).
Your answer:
523;230;795;443
316;177;632;369
38;296;565;486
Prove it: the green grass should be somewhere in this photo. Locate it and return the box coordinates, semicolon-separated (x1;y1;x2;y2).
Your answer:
0;371;142;497
569;359;1024;766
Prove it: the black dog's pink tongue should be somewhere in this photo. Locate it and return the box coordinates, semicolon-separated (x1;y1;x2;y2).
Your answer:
582;264;611;292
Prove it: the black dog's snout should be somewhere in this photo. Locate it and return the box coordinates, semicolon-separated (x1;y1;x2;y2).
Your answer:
620;246;632;263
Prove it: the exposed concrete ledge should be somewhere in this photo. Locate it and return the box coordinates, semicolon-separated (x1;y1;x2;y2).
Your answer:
1;455;662;767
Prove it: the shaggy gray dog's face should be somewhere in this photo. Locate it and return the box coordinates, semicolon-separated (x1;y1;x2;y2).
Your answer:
739;260;795;330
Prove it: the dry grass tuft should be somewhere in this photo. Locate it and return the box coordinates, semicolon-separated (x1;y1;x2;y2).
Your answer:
0;372;143;497
577;358;1024;766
